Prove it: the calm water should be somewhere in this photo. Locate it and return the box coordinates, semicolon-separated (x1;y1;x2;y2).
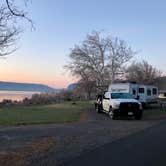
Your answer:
0;91;40;101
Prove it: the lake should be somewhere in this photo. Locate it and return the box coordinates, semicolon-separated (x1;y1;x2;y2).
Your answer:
0;91;40;101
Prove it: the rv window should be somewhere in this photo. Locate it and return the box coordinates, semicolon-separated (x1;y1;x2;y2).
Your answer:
147;89;151;96
153;88;157;95
132;89;136;95
139;88;144;93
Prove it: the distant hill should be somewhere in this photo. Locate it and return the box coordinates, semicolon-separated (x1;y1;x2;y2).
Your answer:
0;81;57;92
67;83;77;90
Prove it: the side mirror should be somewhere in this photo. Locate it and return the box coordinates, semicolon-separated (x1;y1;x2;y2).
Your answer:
103;95;110;100
103;92;111;100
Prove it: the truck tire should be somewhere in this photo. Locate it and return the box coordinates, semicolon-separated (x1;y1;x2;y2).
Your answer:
109;107;116;120
134;110;143;120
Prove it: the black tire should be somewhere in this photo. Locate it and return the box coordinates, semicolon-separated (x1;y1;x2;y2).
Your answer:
95;104;102;113
134;110;143;120
108;107;116;120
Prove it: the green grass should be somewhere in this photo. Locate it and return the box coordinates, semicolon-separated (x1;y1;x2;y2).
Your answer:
0;101;92;125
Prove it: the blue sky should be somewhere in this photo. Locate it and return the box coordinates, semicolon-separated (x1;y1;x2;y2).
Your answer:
0;0;166;88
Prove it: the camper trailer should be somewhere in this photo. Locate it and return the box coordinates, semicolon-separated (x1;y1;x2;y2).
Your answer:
108;83;158;106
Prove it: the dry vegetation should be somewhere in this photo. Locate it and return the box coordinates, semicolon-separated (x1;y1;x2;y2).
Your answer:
0;137;56;166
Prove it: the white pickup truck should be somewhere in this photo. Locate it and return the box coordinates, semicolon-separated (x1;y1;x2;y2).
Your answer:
95;92;143;120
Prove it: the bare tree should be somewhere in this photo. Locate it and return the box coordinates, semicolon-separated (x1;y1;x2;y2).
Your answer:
66;31;135;91
0;0;32;56
126;60;162;84
107;36;135;83
74;79;96;100
5;0;33;25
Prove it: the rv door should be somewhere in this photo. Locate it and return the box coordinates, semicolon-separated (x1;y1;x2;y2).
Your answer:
131;88;137;99
138;87;146;103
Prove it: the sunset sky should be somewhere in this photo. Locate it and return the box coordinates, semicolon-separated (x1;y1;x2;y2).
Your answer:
0;0;166;88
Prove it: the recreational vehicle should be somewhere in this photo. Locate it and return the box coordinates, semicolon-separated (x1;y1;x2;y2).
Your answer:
108;83;158;106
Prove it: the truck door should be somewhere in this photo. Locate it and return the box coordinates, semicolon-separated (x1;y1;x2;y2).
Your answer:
102;92;110;112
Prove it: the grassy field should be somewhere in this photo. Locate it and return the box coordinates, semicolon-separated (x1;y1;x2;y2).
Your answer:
0;101;92;125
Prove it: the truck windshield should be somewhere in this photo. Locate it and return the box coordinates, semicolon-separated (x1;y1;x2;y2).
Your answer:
111;93;133;99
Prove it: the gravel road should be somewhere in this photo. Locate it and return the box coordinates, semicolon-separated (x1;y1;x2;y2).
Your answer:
0;108;164;166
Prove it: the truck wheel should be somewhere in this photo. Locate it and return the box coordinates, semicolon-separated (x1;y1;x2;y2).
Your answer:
134;110;143;120
109;107;116;120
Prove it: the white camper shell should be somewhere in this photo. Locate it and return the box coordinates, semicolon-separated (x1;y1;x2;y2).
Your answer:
108;83;158;105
